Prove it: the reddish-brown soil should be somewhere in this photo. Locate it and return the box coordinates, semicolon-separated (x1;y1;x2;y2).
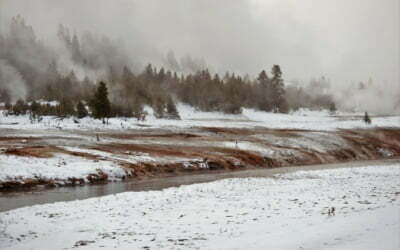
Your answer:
4;146;64;158
1;127;400;190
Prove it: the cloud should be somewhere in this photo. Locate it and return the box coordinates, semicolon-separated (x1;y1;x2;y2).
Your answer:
0;59;27;102
0;0;398;113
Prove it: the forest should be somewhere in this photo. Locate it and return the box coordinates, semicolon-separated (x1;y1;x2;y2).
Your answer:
1;16;337;120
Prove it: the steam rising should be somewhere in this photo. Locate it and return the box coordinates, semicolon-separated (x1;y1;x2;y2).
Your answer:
0;0;398;114
0;60;27;102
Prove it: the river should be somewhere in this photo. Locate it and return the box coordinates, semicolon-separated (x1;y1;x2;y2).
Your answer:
1;158;399;212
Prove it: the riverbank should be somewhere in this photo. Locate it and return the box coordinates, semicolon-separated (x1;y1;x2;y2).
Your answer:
1;158;399;212
1;126;400;190
1;108;399;191
1;163;399;250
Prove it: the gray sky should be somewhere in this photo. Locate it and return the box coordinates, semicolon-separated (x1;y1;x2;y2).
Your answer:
1;0;399;85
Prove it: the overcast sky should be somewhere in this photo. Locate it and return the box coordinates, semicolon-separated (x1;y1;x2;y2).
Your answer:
1;0;399;85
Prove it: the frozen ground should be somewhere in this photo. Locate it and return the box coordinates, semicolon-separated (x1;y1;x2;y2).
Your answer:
1;104;399;188
1;164;399;250
1;104;399;131
0;153;128;185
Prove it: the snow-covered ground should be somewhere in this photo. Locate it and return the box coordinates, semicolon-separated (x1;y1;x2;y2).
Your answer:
1;103;399;188
1;104;399;131
0;153;127;185
1;164;399;250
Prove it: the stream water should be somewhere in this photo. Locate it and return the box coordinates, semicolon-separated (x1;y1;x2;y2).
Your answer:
1;158;399;212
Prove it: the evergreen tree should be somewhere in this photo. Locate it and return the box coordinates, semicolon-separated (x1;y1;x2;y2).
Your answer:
30;100;40;117
145;64;154;77
329;102;337;114
364;112;371;124
157;67;166;83
71;33;81;62
270;65;288;113
5;100;12;113
56;98;74;117
76;101;88;118
91;81;111;123
258;70;269;83
153;97;165;119
122;66;134;82
165;97;180;119
12;99;28;115
271;65;282;80
29;101;42;123
256;70;272;111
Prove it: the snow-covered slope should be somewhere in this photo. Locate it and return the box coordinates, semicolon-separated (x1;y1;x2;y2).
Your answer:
0;153;127;185
1;164;399;250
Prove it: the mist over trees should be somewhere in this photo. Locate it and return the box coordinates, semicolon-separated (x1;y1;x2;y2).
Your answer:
0;16;290;118
0;16;398;119
285;77;336;111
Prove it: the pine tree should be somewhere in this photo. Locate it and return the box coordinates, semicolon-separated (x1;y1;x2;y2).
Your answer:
271;65;282;80
30;100;40;117
91;81;111;123
145;64;154;77
76;101;88;118
71;33;81;62
13;99;28;115
57;98;74;117
166;97;180;119
5;100;12;113
28;100;41;123
256;70;272;111
257;70;269;83
270;65;288;113
329;102;337;114
364;112;371;124
153;97;165;119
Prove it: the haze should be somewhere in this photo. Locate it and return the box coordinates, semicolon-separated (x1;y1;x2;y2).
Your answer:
0;0;399;113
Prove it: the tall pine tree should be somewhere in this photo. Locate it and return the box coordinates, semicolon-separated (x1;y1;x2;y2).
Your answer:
271;65;288;113
76;101;88;118
91;81;111;124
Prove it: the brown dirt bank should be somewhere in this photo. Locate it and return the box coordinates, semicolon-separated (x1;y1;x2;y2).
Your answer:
1;128;400;191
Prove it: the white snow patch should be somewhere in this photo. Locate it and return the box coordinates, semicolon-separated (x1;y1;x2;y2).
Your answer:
62;146;159;164
0;164;399;250
0;153;126;183
2;103;398;131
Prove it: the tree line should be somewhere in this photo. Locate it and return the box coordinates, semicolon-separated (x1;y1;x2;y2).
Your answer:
2;62;338;122
0;16;337;122
2;63;290;120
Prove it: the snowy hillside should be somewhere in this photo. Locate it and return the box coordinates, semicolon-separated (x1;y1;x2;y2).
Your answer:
1;164;399;250
1;103;400;189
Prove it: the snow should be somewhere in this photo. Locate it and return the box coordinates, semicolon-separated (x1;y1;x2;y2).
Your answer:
28;100;59;107
1;103;397;187
223;141;276;156
0;153;127;184
242;108;400;131
61;146;158;164
1;103;399;131
1;164;399;250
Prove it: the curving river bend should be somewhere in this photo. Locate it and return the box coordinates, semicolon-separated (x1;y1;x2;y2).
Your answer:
1;158;399;212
